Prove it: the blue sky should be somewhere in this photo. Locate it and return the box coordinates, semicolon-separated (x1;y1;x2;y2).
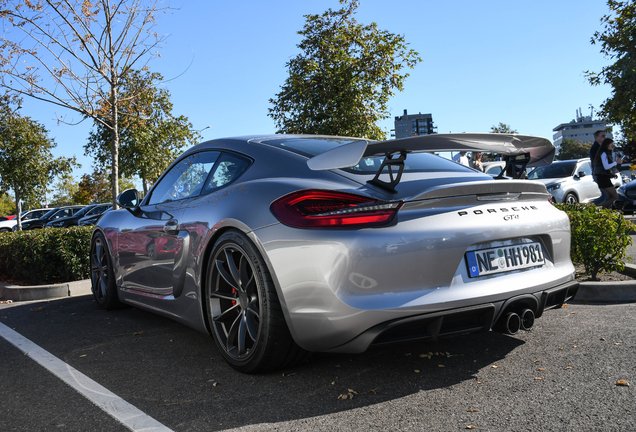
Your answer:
18;0;614;183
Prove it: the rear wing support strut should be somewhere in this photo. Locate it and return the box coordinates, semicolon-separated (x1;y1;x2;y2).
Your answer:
367;151;406;193
496;153;531;180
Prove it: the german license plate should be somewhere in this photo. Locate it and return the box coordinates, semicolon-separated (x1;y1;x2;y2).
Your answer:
466;242;545;277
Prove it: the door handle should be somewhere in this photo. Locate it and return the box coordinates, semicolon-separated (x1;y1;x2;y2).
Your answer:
164;218;179;235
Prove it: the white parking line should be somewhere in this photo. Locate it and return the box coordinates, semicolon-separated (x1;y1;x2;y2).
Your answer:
0;322;173;432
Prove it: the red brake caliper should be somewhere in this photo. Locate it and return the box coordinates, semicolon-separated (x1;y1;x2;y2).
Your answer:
231;288;237;306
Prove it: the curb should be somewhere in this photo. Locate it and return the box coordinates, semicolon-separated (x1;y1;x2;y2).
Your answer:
0;279;92;302
573;263;636;303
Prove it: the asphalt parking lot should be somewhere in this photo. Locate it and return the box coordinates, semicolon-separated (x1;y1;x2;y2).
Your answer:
1;294;634;432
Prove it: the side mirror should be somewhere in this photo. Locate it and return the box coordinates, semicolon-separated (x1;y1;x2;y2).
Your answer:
577;171;586;178
116;189;140;209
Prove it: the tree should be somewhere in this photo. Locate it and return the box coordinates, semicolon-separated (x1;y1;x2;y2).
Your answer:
586;1;636;140
268;0;421;140
0;192;16;216
85;70;200;195
0;0;171;207
49;173;80;207
0;96;76;229
490;123;518;134
557;138;592;160
74;166;137;204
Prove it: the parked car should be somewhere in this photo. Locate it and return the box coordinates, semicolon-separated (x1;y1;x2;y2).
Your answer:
483;161;506;177
46;203;112;228
615;180;636;213
527;158;622;204
78;206;113;226
1;208;49;232
20;205;85;230
90;133;577;373
618;164;634;184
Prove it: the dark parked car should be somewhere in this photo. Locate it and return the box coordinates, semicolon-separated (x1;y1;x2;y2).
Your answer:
20;205;85;230
90;133;577;373
46;203;112;228
78;206;113;226
615;181;636;213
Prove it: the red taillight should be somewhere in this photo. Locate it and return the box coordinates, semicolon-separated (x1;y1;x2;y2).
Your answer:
270;190;402;229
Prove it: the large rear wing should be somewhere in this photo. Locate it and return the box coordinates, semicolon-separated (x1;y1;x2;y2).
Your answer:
307;133;555;192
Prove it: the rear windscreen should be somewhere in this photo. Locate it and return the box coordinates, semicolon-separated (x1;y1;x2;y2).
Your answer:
261;136;474;174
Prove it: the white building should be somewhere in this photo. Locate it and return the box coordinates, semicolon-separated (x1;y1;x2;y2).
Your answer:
552;108;612;150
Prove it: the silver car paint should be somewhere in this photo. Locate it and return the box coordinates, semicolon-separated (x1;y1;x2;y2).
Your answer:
94;134;576;354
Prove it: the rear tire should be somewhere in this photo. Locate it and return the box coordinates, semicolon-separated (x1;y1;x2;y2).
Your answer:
90;232;121;310
205;230;309;373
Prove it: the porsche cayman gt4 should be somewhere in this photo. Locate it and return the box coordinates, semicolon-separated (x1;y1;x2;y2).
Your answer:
90;133;577;373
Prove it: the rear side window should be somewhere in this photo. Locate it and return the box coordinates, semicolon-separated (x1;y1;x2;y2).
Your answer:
202;153;251;195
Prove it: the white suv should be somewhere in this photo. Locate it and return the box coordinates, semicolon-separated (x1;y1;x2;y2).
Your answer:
527;158;622;204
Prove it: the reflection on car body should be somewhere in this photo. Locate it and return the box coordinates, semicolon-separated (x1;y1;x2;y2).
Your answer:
90;133;578;373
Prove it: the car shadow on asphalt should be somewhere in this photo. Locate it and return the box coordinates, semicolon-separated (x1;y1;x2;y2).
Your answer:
1;295;526;431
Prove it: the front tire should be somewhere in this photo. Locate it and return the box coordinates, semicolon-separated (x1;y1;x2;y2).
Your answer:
205;230;308;373
90;231;121;309
564;193;578;204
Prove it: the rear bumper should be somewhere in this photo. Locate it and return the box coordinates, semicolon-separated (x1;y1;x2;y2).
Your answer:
323;280;579;354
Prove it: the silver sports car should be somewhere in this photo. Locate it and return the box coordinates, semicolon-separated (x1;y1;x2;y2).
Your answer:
90;133;578;373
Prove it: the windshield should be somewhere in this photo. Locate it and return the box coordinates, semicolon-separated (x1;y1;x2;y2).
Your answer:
40;208;58;220
528;162;577;180
73;206;94;218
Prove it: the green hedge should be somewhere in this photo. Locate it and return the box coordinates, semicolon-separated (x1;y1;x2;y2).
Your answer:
554;203;635;280
0;226;92;285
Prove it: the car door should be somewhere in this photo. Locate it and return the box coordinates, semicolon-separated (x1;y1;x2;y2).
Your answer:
575;161;600;202
117;151;221;296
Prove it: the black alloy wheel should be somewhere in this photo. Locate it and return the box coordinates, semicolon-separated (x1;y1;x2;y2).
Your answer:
90;232;120;309
206;230;308;373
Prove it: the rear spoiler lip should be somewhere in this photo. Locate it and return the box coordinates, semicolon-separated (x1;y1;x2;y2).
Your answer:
307;133;555;171
402;179;550;202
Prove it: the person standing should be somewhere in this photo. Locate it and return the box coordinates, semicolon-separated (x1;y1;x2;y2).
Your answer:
470;152;484;171
593;138;623;209
452;151;470;166
590;130;607;204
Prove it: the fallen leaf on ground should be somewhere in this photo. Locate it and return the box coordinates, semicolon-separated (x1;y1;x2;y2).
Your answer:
565;366;572;370
467;409;479;412
79;354;86;358
438;364;445;368
492;365;499;369
600;337;606;341
133;331;143;336
616;380;629;387
414;370;420;373
30;307;43;312
534;377;543;380
537;368;546;371
0;300;13;304
337;389;358;401
466;426;477;429
534;359;541;363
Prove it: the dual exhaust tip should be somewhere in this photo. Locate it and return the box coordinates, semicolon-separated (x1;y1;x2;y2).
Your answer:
497;308;535;335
